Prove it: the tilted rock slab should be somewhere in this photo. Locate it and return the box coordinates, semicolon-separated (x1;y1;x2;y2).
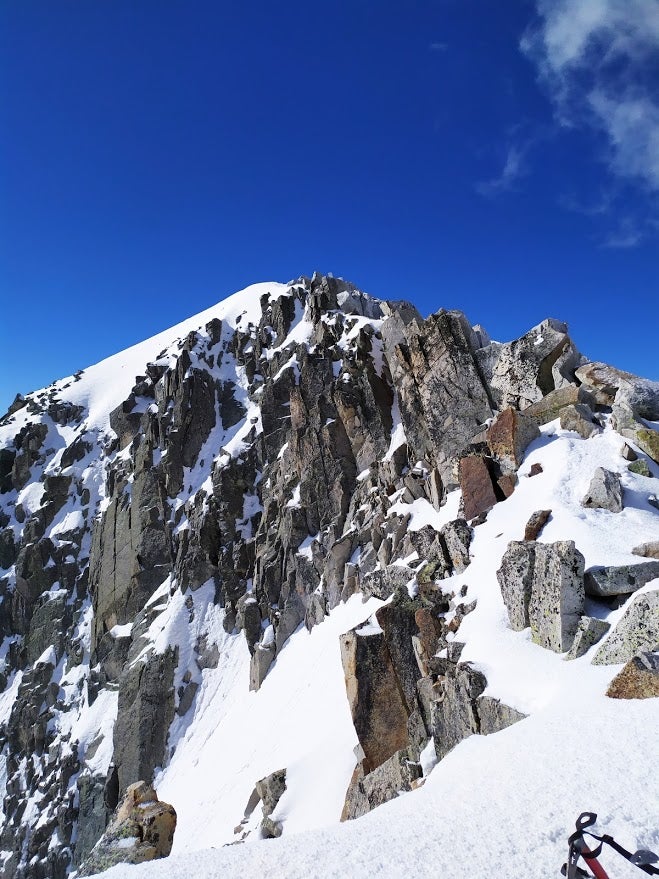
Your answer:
585;561;659;598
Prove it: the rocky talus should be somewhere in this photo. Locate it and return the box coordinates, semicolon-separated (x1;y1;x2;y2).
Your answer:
0;274;658;875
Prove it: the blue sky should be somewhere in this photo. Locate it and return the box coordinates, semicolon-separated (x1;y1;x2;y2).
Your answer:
2;0;658;413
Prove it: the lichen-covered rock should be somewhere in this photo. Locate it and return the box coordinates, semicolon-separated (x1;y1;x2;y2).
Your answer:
528;542;585;652
340;623;411;773
628;459;652;477
496;541;536;631
593;590;659;664
497;540;585;652
606;652;659;699
77;781;176;876
476;318;582;411
440;519;472;572
565;616;611;660
581;467;623;513
585;562;659;598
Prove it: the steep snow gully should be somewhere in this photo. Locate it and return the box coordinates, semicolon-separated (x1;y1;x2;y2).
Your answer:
0;274;657;879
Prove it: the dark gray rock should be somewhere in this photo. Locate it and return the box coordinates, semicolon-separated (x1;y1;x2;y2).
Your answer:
113;647;178;794
585;562;659;598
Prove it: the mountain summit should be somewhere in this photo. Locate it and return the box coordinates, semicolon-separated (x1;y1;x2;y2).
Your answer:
0;274;657;878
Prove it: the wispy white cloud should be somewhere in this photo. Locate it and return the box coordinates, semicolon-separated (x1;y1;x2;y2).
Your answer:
429;41;448;52
475;145;527;196
522;0;659;191
474;128;543;198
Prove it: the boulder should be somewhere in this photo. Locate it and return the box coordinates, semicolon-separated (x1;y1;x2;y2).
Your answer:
628;459;652;477
565;617;611;660
459;455;498;521
476;318;583;411
621;443;638;462
440;519;472;572
431;662;487;760
496;541;536;631
361;564;415;601
497;540;585;652
77;781;176;876
477;696;527;735
606;652;659;699
524;509;551;541
249;641;276;692
523;385;603;425
581;468;623;513
255;769;287;816
486;408;540;473
529;542;585;652
585;562;659;598
593;590;659;664
635;429;659;464
559;403;601;439
633;541;659;560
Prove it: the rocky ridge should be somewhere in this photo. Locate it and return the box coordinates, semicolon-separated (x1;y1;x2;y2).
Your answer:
0;274;658;876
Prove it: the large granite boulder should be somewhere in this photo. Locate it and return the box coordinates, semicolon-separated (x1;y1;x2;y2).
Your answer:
497;540;585;652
